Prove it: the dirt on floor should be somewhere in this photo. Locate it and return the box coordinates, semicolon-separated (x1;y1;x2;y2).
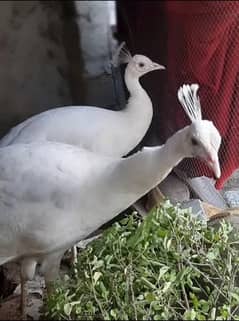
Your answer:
0;262;45;321
0;296;22;320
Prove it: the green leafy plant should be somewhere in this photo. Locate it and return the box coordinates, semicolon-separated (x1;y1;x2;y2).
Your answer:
43;201;239;320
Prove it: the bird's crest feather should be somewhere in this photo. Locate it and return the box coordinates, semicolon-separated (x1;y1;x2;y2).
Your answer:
177;84;202;122
111;42;132;67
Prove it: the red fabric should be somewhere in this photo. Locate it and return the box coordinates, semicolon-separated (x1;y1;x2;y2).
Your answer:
165;1;239;189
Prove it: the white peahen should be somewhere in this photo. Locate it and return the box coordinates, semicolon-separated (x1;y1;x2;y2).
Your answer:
0;44;164;156
0;84;221;317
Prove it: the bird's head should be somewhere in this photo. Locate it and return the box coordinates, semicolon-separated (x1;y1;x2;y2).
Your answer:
178;84;222;179
127;54;165;78
111;42;165;78
184;120;221;179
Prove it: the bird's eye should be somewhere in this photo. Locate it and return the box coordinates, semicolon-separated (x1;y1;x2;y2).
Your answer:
191;137;199;146
138;62;145;68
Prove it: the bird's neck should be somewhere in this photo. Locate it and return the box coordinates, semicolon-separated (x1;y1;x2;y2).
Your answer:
124;68;144;96
124;68;151;106
120;68;153;141
113;126;190;197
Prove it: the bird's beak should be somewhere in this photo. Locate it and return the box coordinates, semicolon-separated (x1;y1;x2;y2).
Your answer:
203;151;221;179
152;63;166;70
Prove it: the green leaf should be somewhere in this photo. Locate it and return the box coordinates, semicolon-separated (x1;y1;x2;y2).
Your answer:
63;303;72;316
200;300;209;313
158;266;169;280
183;309;197;320
231;292;239;303
162;282;171;293
141;277;156;290
110;309;117;319
145;292;156;303
210;307;216;320
93;271;102;284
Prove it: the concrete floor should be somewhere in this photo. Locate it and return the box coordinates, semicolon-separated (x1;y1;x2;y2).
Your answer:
222;169;239;191
221;169;239;207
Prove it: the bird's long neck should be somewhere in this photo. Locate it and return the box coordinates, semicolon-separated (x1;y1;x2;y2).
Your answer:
114;68;153;153
123;68;152;112
111;126;190;198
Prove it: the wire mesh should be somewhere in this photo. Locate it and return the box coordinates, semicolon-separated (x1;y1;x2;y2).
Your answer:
165;1;239;190
116;1;239;190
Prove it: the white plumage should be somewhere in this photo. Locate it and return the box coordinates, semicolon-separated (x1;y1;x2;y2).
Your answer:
0;84;221;317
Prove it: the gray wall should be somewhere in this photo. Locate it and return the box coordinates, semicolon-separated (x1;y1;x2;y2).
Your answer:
0;1;116;138
0;1;75;136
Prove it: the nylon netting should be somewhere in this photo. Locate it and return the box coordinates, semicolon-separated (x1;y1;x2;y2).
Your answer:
117;1;239;190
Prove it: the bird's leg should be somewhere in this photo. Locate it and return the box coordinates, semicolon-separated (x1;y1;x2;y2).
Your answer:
133;200;148;217
45;280;55;297
70;246;78;276
20;258;37;320
70;245;78;266
145;187;165;212
20;274;27;320
40;252;63;298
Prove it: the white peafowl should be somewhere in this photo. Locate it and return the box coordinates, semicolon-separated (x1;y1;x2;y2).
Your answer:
0;43;164;156
0;43;164;265
0;83;221;318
